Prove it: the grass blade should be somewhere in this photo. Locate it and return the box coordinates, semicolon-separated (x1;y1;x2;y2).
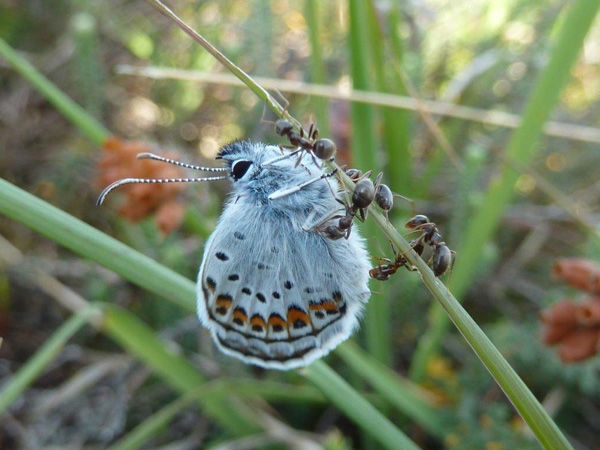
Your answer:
367;2;411;194
0;178;196;313
411;0;600;383
0;37;109;144
336;342;452;439
305;0;330;137
367;206;573;450
348;0;390;367
304;361;420;450
101;304;258;435
108;386;214;450
0;307;99;415
0;178;412;442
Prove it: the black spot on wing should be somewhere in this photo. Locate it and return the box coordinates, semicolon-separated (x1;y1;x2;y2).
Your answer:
216;252;229;261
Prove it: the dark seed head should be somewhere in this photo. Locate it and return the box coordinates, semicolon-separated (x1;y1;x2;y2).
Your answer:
375;184;393;211
345;168;363;181
275;119;293;137
432;244;452;277
352;178;375;209
406;214;430;229
313;139;337;160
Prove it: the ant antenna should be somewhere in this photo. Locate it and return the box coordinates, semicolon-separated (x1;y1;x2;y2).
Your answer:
97;175;229;206
137;152;228;172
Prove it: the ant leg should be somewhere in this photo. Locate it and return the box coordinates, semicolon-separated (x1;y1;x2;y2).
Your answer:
273;89;290;112
393;193;416;215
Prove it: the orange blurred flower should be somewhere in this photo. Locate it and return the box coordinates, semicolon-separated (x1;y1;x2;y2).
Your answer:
553;258;600;294
540;258;600;363
97;137;186;234
540;298;600;362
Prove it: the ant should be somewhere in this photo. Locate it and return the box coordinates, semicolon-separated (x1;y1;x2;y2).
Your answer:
405;214;455;277
310;170;376;240
370;214;456;279
266;118;337;167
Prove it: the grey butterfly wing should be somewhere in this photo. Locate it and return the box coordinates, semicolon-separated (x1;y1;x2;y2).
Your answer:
197;202;370;370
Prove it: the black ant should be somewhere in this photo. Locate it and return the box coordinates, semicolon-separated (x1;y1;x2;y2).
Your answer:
405;214;455;277
370;214;455;279
271;118;337;165
314;171;376;240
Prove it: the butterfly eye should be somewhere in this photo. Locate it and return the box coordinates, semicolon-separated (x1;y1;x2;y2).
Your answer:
231;160;252;181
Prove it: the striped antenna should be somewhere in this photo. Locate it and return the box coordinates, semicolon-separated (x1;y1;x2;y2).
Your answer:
137;152;228;172
97;175;228;206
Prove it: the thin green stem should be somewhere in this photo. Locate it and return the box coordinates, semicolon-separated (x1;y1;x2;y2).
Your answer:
305;361;420;450
411;0;600;384
0;307;99;415
0;37;109;144
305;0;331;137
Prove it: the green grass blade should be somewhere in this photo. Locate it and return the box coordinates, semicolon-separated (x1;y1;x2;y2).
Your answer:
0;179;414;440
0;178;196;313
305;361;420;450
336;342;451;439
305;0;330;137
101;304;258;434
367;207;573;450
0;307;99;415
411;0;600;384
348;0;390;368
367;3;411;194
0;37;109;144
108;386;214;450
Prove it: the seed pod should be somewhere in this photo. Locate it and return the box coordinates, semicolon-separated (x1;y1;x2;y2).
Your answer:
275;119;293;137
313;139;337;160
375;183;393;211
406;214;430;229
352;178;375;209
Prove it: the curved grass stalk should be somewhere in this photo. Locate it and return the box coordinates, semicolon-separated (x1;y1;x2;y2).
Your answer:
411;0;600;382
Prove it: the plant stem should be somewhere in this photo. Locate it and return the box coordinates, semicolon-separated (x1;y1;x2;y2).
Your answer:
0;37;109;144
411;0;600;383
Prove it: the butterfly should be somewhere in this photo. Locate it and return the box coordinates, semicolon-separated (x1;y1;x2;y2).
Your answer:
98;140;371;370
197;141;371;370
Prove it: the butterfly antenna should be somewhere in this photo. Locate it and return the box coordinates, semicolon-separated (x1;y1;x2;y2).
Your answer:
137;152;228;172
97;175;228;206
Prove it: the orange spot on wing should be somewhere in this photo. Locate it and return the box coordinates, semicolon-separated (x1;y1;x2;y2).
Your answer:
250;315;267;329
268;314;287;329
216;295;232;308
309;300;338;312
287;307;311;328
232;308;247;324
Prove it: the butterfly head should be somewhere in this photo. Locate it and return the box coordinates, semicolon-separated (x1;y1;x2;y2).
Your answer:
216;140;334;207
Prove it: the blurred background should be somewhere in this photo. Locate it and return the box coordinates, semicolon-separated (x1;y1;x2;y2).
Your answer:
1;0;600;448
